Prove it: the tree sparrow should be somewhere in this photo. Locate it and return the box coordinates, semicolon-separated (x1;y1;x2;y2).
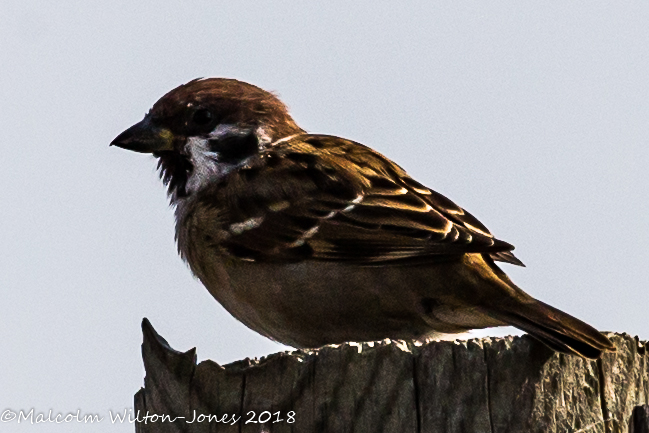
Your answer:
111;78;614;358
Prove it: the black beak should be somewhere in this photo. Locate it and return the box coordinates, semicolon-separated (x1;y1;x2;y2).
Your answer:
110;117;175;153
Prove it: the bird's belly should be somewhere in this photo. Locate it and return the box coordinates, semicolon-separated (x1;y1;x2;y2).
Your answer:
192;255;502;348
219;261;432;347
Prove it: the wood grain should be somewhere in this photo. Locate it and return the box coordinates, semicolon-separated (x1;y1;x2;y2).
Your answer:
134;320;649;433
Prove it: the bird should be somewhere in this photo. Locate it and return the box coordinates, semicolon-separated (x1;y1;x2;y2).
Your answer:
111;78;615;359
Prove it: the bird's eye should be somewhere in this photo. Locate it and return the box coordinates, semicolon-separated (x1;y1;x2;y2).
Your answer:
192;109;213;125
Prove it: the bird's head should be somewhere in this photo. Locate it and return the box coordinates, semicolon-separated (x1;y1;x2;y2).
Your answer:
111;78;303;199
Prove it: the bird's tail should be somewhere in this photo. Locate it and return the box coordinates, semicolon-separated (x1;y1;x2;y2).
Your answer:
489;298;616;359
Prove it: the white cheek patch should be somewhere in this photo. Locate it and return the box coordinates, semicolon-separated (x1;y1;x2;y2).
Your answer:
184;136;228;194
182;124;273;195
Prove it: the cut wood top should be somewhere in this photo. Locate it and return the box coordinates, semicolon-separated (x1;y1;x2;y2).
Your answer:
135;319;648;433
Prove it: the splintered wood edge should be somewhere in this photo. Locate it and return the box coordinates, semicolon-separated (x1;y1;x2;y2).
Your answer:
135;320;649;433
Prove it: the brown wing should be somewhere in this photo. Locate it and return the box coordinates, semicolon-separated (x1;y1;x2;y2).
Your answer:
200;134;523;266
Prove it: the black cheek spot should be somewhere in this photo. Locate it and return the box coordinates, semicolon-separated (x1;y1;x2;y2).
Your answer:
208;132;259;163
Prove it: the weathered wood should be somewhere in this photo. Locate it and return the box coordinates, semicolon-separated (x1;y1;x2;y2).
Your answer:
135;319;649;432
601;336;649;432
416;339;491;432
135;318;197;433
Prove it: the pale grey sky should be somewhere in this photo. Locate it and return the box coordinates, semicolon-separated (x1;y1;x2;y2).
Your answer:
1;1;648;431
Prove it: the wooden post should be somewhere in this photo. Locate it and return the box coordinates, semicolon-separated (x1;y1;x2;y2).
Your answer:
134;319;648;433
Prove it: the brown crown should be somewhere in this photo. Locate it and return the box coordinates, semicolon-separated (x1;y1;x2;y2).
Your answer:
151;78;304;140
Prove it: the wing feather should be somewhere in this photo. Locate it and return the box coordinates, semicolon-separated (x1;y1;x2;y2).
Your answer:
201;134;523;266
